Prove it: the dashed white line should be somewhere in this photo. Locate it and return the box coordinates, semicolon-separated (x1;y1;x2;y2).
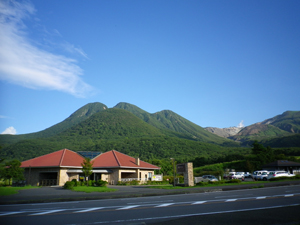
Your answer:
256;196;266;200
192;201;207;205
74;207;105;213
116;205;140;210
155;203;174;207
30;209;65;216
226;199;237;202
0;212;24;216
285;194;294;197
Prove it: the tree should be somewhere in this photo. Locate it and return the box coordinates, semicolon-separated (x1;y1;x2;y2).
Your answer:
0;159;24;184
251;141;275;165
81;158;93;186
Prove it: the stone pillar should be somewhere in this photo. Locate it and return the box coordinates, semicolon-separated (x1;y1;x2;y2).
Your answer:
177;162;194;187
184;162;194;187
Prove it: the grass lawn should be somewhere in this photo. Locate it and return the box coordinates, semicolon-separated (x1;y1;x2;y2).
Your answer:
72;186;117;193
0;186;39;196
146;181;267;189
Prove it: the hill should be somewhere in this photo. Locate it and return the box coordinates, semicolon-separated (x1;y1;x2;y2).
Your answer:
114;102;235;146
0;102;108;147
261;111;300;133
0;108;243;161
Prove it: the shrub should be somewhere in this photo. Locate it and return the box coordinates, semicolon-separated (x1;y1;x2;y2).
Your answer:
63;181;75;190
71;179;78;187
129;180;140;185
226;179;241;183
96;180;108;187
145;181;169;185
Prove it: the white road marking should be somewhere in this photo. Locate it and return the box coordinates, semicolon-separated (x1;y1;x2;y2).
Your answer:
155;203;174;207
192;201;207;205
116;205;140;210
74;207;105;213
30;209;65;216
226;199;237;202
0;211;23;216
256;196;266;199
285;194;294;197
66;203;300;224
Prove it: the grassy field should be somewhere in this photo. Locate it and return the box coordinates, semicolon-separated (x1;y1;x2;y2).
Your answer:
72;186;117;193
0;186;39;196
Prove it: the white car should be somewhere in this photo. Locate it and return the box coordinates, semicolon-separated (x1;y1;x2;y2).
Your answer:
252;170;269;180
267;171;295;180
229;172;245;180
258;171;274;181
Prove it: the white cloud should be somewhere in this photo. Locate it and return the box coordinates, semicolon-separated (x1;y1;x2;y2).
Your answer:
0;0;93;98
1;126;17;135
237;120;244;128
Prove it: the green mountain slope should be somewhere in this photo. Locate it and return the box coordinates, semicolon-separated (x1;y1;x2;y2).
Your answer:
261;111;300;133
229;123;290;143
1;108;245;161
56;108;164;140
262;134;300;148
114;102;236;146
0;102;108;146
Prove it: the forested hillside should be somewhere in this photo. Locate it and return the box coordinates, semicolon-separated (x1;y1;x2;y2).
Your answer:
1;102;299;163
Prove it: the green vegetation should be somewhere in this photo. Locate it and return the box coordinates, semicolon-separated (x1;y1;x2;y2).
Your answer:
72;186;117;193
81;158;93;185
0;186;38;196
0;159;24;184
0;102;299;169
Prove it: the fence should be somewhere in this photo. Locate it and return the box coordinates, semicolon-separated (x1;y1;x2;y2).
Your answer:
120;178;148;182
40;179;57;186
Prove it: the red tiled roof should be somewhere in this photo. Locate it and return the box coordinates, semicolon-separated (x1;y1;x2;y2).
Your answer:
92;150;160;169
21;149;85;168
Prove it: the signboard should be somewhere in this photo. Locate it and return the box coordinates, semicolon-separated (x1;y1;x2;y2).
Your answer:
177;164;186;173
151;175;163;181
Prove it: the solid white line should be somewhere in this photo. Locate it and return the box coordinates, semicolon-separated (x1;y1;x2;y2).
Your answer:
74;207;104;213
30;209;65;216
66;203;300;224
155;203;174;207
0;211;23;216
192;201;207;205
116;205;140;210
226;199;237;202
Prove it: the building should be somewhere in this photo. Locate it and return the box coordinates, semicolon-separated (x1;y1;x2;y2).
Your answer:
262;160;300;174
21;149;160;186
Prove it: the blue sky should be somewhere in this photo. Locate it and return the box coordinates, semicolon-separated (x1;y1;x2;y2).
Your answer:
0;0;299;135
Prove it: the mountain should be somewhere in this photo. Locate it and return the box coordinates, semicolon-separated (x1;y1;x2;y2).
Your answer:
0;107;241;161
114;102;235;145
204;111;300;147
0;102;108;146
261;111;300;133
204;127;242;138
228;123;291;143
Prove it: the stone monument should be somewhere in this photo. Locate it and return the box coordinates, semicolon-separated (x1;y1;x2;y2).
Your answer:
177;162;194;187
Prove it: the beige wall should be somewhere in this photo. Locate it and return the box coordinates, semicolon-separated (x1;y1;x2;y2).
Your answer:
23;168;60;186
24;167;157;186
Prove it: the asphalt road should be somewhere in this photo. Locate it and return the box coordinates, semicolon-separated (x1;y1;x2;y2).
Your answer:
1;185;300;225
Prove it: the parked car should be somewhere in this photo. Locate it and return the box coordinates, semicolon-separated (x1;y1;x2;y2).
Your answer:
252;170;268;180
202;175;218;182
257;171;274;181
267;171;295;180
244;172;251;178
228;172;244;181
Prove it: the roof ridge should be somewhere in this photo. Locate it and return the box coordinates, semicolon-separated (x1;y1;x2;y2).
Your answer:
112;150;121;166
59;149;67;166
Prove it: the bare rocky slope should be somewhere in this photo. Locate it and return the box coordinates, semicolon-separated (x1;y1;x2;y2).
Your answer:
204;127;242;138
